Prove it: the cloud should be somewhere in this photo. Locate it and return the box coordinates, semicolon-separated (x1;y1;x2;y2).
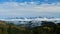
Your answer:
0;2;60;17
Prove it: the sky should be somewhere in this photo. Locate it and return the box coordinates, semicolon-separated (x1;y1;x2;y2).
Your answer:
0;0;60;18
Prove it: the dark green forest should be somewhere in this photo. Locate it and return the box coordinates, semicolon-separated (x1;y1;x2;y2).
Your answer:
0;20;60;34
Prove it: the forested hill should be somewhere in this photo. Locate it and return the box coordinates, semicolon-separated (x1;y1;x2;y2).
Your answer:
0;20;60;34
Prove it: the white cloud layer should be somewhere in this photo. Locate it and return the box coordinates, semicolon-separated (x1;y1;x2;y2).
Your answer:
0;2;60;17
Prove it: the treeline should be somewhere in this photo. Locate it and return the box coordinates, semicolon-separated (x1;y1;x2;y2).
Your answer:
0;20;60;34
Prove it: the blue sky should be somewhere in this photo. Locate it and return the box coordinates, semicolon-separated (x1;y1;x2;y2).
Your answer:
0;0;60;18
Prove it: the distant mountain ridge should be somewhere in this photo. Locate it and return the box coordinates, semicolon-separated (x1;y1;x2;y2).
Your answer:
0;16;59;21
